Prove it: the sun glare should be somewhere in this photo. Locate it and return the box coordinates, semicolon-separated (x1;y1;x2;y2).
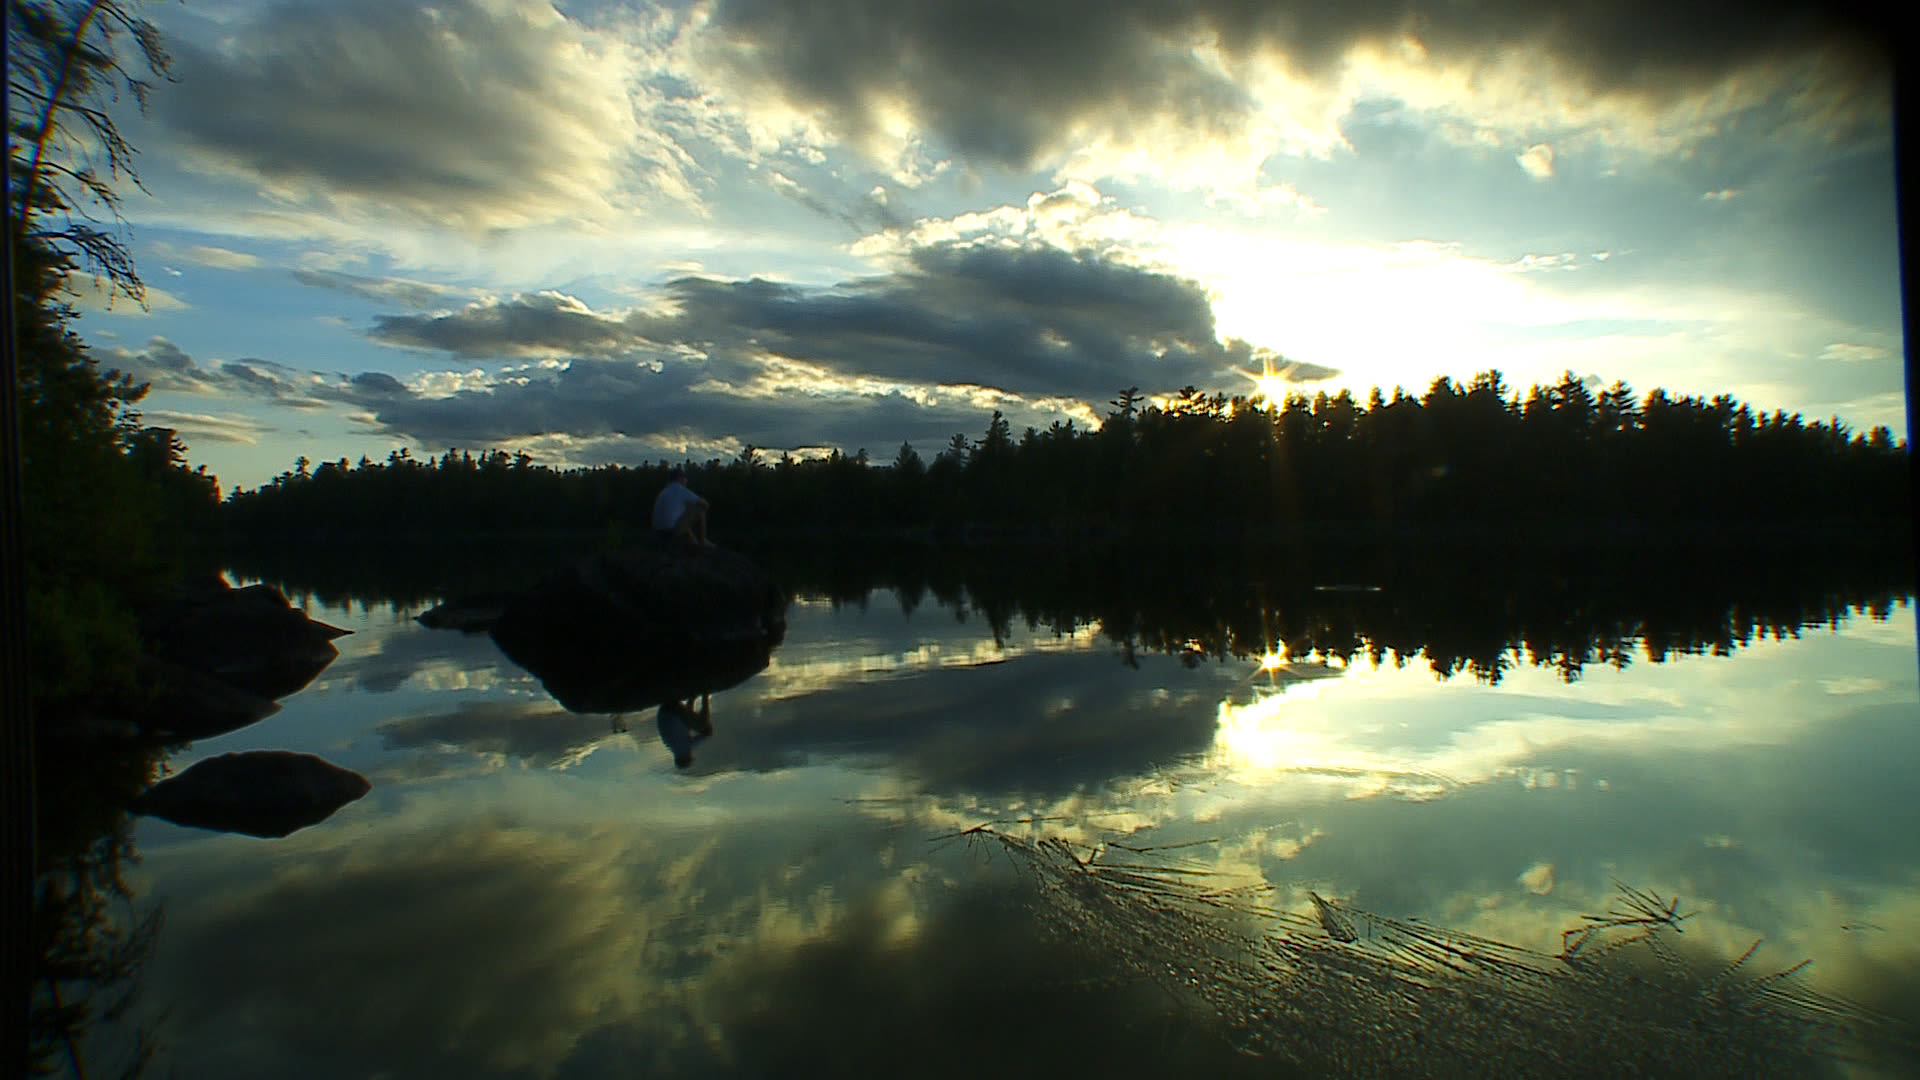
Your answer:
1241;357;1297;406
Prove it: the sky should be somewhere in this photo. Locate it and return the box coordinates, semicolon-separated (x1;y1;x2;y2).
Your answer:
66;0;1905;491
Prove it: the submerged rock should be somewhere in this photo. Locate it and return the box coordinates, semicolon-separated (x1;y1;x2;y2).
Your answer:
132;750;371;838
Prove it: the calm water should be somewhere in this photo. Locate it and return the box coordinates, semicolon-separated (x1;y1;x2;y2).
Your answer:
87;556;1920;1076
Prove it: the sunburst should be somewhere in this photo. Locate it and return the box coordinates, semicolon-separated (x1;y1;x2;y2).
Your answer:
1241;354;1299;406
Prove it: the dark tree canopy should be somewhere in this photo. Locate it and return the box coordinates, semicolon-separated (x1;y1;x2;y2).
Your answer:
221;372;1909;544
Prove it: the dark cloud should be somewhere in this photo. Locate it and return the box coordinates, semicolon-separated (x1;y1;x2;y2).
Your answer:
702;0;1890;170
106;336;417;414
118;240;1333;458
371;245;1264;397
153;0;639;228
345;242;1325;454
349;371;410;397
650;244;1253;398
371;292;640;357
361;357;996;452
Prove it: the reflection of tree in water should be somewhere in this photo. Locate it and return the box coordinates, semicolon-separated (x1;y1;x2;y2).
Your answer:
773;538;1915;684
30;736;166;1079
222;535;1912;688
955;825;1920;1077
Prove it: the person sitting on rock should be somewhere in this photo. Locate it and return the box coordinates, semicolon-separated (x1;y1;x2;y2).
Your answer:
651;465;712;550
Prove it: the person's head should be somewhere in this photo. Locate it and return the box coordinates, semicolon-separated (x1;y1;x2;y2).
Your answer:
668;465;686;483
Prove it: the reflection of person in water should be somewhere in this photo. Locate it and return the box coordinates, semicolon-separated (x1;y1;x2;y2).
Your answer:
651;465;712;550
656;694;713;768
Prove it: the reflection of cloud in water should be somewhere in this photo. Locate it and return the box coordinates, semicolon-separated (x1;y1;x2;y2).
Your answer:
377;700;629;769
754;622;1104;700
134;804;971;1079
149;823;655;1077
709;648;1236;794
843;689;1920;1024
318;617;527;694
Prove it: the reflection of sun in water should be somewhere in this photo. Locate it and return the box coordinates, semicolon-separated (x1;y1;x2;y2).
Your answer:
1213;685;1330;771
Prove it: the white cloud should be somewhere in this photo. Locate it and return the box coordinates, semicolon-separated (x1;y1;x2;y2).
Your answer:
1516;143;1555;179
140;410;275;445
154;0;652;232
152;243;264;270
1820;343;1891;362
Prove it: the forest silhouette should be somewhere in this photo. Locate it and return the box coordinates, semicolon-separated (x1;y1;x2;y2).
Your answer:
219;372;1911;542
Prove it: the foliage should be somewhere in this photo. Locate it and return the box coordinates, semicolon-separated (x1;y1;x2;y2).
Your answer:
7;0;172;303
9;1;219;722
222;372;1911;542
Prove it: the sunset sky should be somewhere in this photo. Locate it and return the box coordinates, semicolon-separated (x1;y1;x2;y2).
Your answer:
74;0;1903;490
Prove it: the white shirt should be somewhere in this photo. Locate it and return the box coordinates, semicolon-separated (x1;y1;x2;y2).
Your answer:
652;481;702;530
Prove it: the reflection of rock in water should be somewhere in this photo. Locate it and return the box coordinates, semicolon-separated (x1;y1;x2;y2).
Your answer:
133;751;371;838
500;632;779;715
964;827;1918;1078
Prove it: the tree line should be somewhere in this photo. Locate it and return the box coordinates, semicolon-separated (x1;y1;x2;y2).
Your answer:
221;372;1912;542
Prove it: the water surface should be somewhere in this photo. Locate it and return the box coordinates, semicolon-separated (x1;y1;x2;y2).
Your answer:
87;550;1920;1075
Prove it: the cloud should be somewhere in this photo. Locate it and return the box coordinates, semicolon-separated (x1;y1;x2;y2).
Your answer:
338;232;1306;455
151;243;263;270
104;336;418;414
1701;188;1742;202
139;410;276;445
1516;143;1555;180
61;272;189;314
371;292;639;358
355;356;1019;458
1820;343;1890;363
153;0;647;230
291;269;479;311
696;0;1890;193
763;168;905;232
379;701;625;769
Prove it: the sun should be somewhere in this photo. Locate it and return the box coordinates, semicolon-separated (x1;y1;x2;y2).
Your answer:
1241;354;1297;406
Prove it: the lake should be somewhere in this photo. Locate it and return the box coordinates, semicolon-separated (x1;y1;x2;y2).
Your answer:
70;541;1920;1076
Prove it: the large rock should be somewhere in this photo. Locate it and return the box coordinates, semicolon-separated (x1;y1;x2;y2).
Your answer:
131;750;371;837
144;577;350;700
492;541;782;651
487;542;786;713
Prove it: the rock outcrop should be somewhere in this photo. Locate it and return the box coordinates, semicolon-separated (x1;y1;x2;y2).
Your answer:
144;577;350;700
130;575;350;739
132;750;371;837
486;542;787;713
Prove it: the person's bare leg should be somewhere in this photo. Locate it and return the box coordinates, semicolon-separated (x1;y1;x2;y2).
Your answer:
673;505;711;551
